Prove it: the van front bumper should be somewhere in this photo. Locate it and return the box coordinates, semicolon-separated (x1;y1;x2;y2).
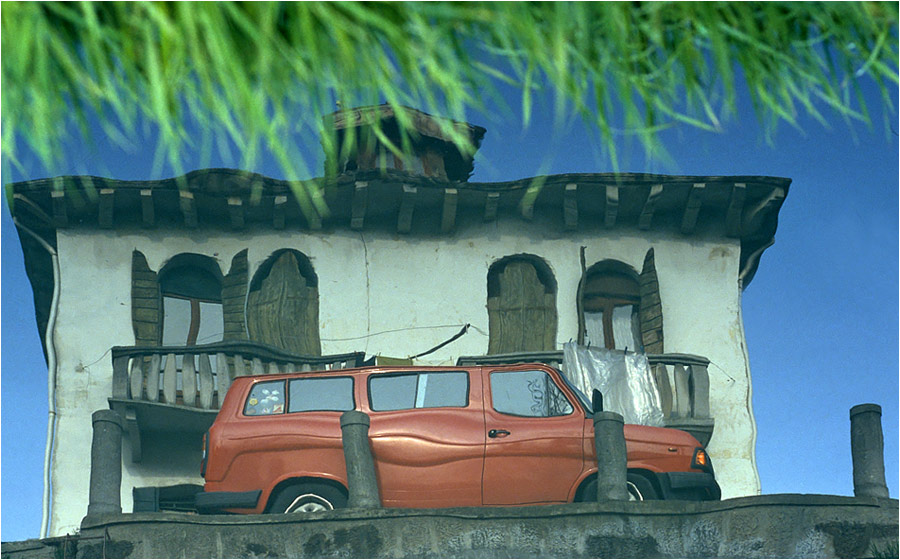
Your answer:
658;472;721;501
195;489;262;512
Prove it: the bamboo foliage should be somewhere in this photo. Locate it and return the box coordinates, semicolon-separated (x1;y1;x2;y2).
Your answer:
2;2;897;217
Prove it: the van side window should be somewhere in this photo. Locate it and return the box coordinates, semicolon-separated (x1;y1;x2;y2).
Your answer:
244;380;286;416
369;372;468;411
490;370;573;417
289;377;354;412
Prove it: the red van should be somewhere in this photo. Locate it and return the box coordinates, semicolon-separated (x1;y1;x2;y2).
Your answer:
197;364;719;513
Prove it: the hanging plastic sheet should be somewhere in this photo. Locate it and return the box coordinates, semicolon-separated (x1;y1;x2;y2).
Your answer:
562;342;664;426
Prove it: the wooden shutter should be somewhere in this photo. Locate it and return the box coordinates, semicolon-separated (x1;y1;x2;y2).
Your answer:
222;250;248;341
639;248;664;353
487;260;557;354
131;250;160;346
247;251;321;356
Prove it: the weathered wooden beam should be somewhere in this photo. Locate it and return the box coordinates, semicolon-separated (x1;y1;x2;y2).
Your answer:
98;188;115;229
726;183;746;238
51;190;68;227
604;185;619;227
180;191;198;228
483;192;500;222
140;189;155;227
441;188;459;233
521;185;538;221
351;181;368;230
228;197;244;230
639;184;663;230
397;184;417;234
564;183;578;230
273;195;287;230
680;183;705;234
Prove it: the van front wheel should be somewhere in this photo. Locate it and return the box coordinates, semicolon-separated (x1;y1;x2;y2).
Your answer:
269;483;347;513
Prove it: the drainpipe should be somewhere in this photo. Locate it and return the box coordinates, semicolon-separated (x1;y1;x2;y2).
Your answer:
14;218;61;538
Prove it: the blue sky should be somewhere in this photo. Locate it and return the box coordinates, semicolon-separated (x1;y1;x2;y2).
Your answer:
2;73;897;542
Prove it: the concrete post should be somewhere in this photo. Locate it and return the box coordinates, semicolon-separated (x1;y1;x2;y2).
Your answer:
87;409;124;516
340;410;381;508
850;403;890;498
593;410;628;500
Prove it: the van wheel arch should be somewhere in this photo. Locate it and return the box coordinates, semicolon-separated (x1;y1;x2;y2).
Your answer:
574;469;663;502
265;477;349;513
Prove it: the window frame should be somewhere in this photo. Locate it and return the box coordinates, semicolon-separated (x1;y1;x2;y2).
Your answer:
288;376;356;413
579;262;643;351
241;375;356;417
367;370;470;412
488;369;575;418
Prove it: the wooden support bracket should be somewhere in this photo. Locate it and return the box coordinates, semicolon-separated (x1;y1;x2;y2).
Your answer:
742;186;786;237
228;197;244;230
397;184;417;234
124;406;142;463
140;189;155;227
351;181;368;230
639;184;664;230
604;185;619;228
521;185;538;221
273;195;287;230
564;183;578;230
680;183;705;234
726;183;746;238
441;188;458;233
98;188;115;229
484;192;500;222
51;190;67;228
180;191;198;228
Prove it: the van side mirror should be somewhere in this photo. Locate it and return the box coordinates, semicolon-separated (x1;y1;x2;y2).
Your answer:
591;389;603;413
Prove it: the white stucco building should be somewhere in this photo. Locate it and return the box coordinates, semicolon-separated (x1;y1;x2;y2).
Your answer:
10;106;789;536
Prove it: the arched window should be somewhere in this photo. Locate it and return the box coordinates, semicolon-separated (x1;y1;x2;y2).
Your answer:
158;254;224;346
487;255;557;354
247;250;321;356
579;261;641;351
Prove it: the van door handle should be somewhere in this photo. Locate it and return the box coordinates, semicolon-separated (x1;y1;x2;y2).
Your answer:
488;429;510;438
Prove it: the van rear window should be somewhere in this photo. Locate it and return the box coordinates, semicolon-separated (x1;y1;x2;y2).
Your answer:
289;377;355;412
369;371;468;411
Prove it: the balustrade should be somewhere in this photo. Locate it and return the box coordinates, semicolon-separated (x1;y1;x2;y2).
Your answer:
112;342;366;411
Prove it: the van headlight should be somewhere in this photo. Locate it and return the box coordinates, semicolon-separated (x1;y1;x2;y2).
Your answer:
691;447;714;474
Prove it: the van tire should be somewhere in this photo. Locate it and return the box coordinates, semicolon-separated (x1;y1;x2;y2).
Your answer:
269;483;347;513
627;473;658;501
576;474;658;502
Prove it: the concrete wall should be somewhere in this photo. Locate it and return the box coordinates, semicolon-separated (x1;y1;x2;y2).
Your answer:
46;219;758;535
5;495;896;558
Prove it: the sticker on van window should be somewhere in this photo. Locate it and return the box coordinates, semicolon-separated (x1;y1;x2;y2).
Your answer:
244;380;286;416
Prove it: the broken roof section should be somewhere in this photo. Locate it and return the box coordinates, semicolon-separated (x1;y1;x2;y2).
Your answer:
322;104;487;182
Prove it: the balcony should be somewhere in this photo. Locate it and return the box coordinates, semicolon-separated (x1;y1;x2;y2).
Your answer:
456;351;715;446
109;341;367;461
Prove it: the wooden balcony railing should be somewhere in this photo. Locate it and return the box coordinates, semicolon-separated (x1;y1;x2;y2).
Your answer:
456;350;714;446
112;341;367;411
